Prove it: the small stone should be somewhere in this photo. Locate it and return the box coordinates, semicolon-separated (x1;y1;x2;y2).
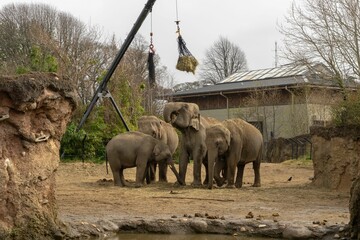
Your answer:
273;219;278;222
240;227;247;232
246;212;254;219
258;224;267;228
194;213;204;218
339;227;344;232
171;215;177;218
333;234;340;239
272;213;279;217
233;233;238;236
220;216;225;220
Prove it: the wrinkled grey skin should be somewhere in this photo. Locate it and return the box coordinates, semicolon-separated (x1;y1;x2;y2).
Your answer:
106;131;181;188
163;102;220;187
138;115;179;182
205;119;263;189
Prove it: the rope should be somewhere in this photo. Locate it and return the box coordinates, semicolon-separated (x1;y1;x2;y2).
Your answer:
173;0;198;74
175;0;179;22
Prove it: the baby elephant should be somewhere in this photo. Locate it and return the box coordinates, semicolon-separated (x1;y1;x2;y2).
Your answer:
106;131;179;187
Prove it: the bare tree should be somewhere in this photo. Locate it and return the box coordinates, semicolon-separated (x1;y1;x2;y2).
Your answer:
280;0;360;88
200;36;248;84
0;3;114;105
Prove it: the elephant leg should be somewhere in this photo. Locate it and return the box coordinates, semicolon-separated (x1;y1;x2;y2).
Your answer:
135;159;147;188
226;161;237;188
202;159;209;185
191;152;204;187
252;159;261;187
145;163;152;184
119;168;128;187
158;161;168;182
235;163;245;188
150;162;156;183
178;150;189;185
112;168;123;186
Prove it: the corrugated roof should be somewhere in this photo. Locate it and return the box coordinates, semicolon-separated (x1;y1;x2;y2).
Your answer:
220;64;309;83
170;63;356;97
172;76;310;97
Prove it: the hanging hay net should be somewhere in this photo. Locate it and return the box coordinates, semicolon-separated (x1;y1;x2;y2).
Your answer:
176;27;198;74
147;45;156;88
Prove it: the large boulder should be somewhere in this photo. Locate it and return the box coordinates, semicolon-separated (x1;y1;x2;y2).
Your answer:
310;126;360;192
350;175;360;239
0;73;76;239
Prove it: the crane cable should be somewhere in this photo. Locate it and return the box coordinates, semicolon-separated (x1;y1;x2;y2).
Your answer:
174;0;198;74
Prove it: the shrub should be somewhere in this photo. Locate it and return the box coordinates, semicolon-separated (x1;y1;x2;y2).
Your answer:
332;92;360;127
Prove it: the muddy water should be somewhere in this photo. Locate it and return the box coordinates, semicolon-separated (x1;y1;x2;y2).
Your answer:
106;233;273;240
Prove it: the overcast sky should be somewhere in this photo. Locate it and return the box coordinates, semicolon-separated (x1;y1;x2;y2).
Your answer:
0;0;294;85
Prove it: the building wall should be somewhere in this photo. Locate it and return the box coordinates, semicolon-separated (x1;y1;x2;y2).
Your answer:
201;103;312;140
174;87;337;141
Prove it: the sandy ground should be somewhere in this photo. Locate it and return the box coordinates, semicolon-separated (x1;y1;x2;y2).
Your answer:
56;161;350;227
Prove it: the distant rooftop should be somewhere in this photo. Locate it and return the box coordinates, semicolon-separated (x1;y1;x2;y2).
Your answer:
220;64;317;83
170;63;343;97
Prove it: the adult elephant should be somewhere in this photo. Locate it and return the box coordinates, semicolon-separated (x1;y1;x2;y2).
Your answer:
138;115;179;183
205;118;263;189
163;102;220;186
106;131;181;187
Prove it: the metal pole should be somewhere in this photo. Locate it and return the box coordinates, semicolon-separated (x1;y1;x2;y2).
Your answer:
76;0;156;131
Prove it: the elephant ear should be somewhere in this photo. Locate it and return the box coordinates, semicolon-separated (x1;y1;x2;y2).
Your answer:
224;126;231;146
153;144;161;157
190;113;200;131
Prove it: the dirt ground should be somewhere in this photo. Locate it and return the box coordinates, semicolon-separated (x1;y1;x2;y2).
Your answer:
56;160;350;228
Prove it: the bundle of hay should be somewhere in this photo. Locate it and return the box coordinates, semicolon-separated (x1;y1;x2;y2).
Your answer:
176;35;198;74
176;55;198;74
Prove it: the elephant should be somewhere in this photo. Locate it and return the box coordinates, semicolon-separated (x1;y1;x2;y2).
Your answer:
163;101;220;187
137;115;179;183
105;131;181;187
205;118;263;189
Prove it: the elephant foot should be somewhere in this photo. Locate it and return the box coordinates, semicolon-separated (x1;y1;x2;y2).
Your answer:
235;183;243;188
134;183;143;188
252;182;261;187
114;182;126;187
215;178;226;187
174;181;186;187
191;181;203;188
225;184;236;189
158;179;168;183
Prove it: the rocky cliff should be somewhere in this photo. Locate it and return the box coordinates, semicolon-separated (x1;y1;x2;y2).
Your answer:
310;126;360;192
0;73;76;239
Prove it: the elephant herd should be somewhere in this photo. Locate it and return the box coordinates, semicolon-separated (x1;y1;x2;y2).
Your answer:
106;102;263;189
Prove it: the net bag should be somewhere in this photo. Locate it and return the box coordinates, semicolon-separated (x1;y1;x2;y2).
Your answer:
175;22;198;74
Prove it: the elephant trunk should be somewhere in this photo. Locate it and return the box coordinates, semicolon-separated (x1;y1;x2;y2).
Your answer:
168;161;183;185
163;102;181;123
214;158;226;187
207;149;217;189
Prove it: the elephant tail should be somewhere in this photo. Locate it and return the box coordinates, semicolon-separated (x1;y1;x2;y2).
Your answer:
105;151;108;174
